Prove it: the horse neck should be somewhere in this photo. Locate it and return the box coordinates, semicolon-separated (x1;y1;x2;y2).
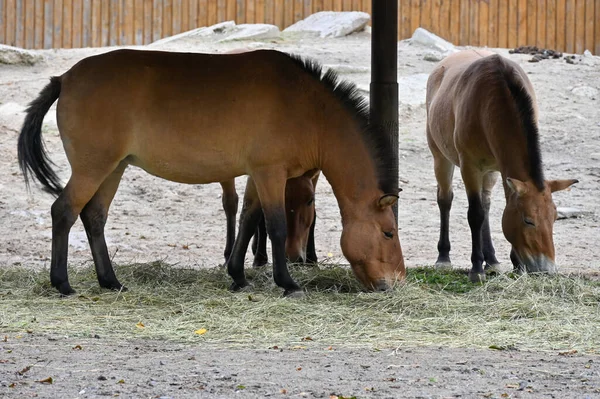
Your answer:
318;120;381;220
488;113;539;199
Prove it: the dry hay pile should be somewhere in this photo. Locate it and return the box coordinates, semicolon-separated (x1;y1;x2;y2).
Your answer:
1;263;599;353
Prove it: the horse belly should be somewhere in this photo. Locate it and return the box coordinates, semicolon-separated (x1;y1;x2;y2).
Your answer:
127;150;245;185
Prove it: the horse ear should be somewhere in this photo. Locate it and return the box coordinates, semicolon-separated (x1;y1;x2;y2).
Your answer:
506;178;527;197
378;194;399;209
302;169;320;181
548;179;579;193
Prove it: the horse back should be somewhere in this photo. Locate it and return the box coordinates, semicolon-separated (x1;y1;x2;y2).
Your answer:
426;50;536;168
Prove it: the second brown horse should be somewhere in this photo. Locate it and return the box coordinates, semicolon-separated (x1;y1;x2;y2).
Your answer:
426;50;577;282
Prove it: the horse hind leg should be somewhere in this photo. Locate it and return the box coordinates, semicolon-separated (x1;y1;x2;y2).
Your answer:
220;180;239;262
79;162;127;291
433;154;455;269
482;171;500;273
50;164;120;295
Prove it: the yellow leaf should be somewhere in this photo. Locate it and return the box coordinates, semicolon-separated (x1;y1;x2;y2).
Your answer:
327;253;333;258
291;345;306;350
37;377;53;384
280;389;287;394
135;322;145;329
117;379;125;384
194;328;207;335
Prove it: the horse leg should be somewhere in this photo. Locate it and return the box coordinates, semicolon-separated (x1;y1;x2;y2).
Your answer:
482;172;500;272
305;209;318;264
252;211;269;267
225;178;262;290
252;169;302;297
510;247;524;274
50;166;116;295
220;180;239;262
433;154;455;268
461;167;486;283
79;162;127;290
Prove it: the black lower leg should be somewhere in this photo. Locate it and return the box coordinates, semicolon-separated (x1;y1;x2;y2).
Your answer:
252;212;269;267
436;191;453;265
222;191;239;262
50;197;78;295
264;208;301;295
80;203;124;291
305;210;318;264
510;248;524;273
481;198;499;267
226;202;262;290
467;194;485;279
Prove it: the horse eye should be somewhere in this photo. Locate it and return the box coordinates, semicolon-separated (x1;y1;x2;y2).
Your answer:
524;217;536;227
307;198;314;206
383;231;394;239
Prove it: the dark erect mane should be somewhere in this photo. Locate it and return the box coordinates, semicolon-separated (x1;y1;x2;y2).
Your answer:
497;58;545;190
285;53;398;195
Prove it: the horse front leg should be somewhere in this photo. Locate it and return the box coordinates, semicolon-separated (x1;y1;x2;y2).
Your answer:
225;178;261;291
461;167;486;283
253;169;302;297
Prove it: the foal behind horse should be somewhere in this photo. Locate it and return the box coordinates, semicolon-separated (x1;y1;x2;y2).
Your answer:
426;50;577;282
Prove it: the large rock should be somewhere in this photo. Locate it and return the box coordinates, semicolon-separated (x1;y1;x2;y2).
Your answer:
0;44;44;65
284;11;370;38
151;21;236;45
410;28;456;53
219;24;280;42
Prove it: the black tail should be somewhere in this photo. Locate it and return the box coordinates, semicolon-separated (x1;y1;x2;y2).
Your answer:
17;76;63;197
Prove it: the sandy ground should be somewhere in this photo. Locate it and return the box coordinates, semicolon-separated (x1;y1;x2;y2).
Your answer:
1;335;600;399
1;29;600;397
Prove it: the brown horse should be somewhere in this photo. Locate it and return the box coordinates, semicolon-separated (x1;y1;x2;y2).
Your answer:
18;49;404;296
426;49;577;282
251;170;319;267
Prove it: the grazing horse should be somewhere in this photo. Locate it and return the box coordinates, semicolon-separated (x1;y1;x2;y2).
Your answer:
251;170;320;267
426;49;577;282
18;49;404;296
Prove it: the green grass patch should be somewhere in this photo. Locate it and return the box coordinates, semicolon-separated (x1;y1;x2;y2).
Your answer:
1;262;599;352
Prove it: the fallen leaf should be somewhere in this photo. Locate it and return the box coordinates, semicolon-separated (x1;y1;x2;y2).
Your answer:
365;387;375;391
117;379;125;384
17;365;31;375
489;345;506;350
15;335;22;339
72;345;83;350
236;385;246;390
327;253;333;258
37;377;53;384
296;367;302;371
194;328;207;335
291;346;306;350
301;336;313;341
505;384;520;389
326;346;333;351
280;389;287;394
26;330;33;334
182;244;189;250
270;346;279;350
135;322;145;329
501;394;509;398
3;336;7;342
8;383;16;388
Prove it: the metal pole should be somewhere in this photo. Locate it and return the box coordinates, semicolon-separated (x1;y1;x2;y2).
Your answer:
370;0;399;222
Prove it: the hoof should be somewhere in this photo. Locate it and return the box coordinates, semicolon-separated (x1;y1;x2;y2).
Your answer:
283;289;305;298
252;259;268;268
435;261;453;270
485;263;501;275
230;281;251;292
54;281;76;296
468;271;486;283
99;280;127;292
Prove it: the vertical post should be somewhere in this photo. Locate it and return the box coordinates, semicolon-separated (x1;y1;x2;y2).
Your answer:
370;0;399;222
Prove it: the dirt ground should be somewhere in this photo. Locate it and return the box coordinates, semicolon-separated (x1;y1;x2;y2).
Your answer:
1;335;599;399
1;28;600;398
